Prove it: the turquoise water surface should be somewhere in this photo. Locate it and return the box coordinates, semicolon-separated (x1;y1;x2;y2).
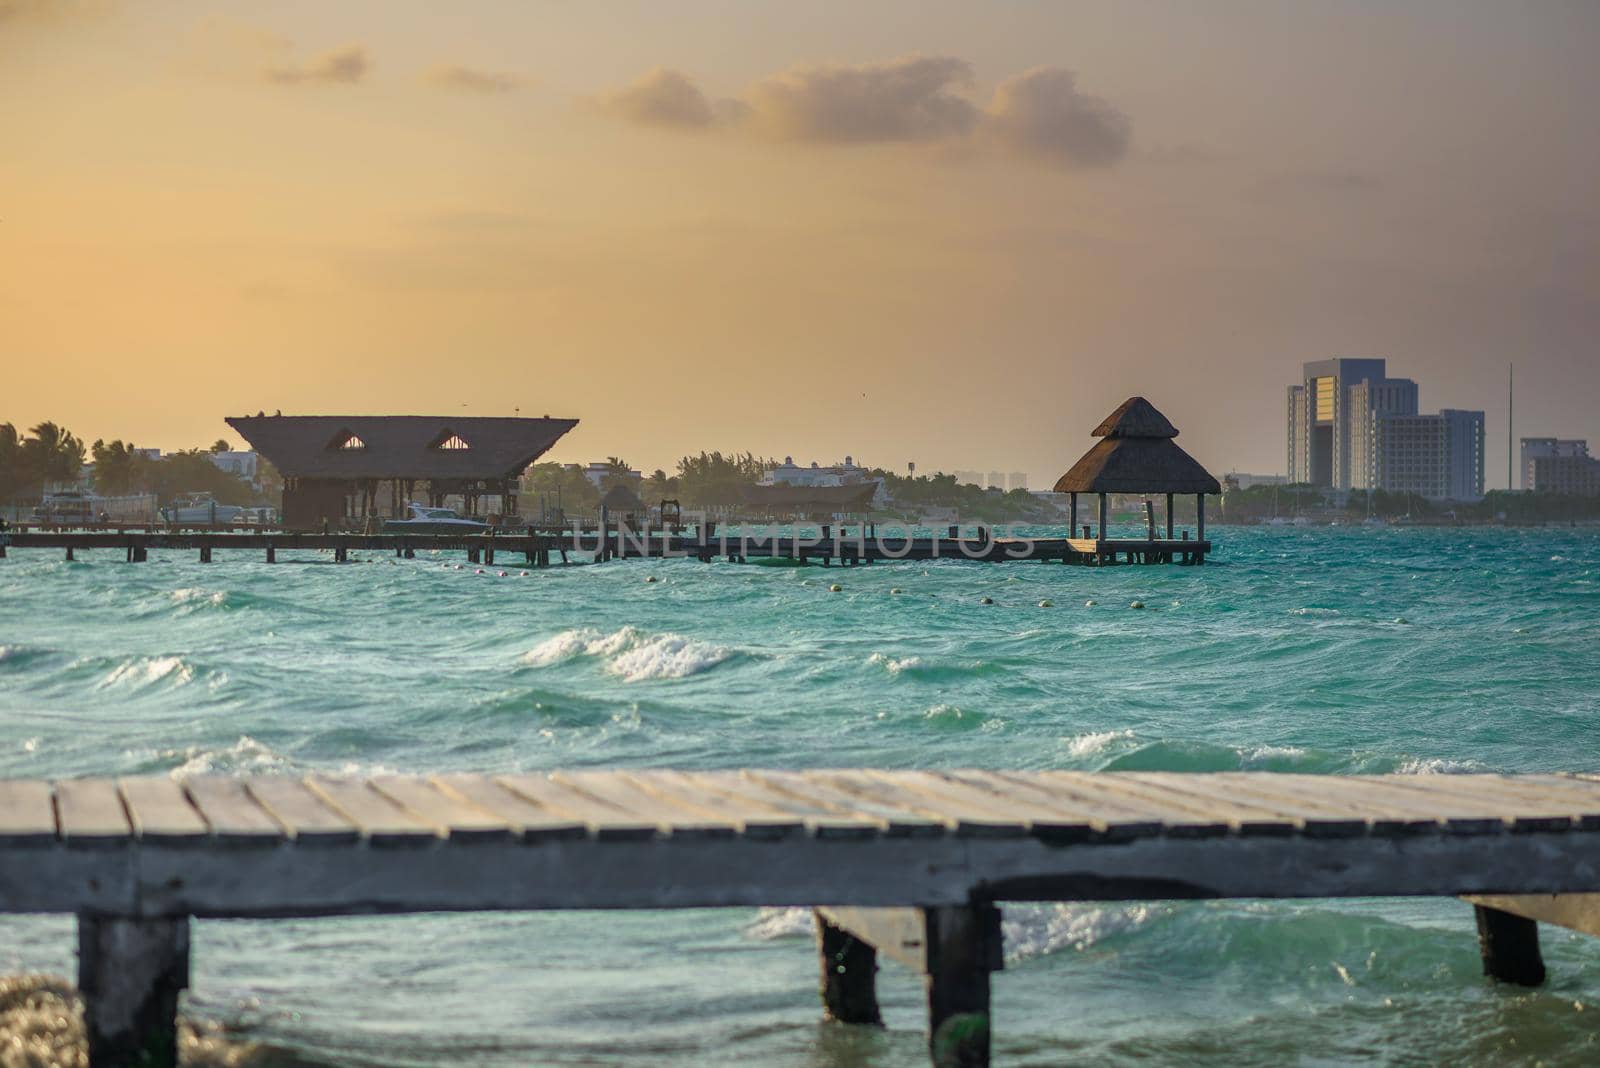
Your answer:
2;525;1598;1065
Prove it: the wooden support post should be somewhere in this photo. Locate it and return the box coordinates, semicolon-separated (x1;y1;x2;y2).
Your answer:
66;546;75;561
1144;500;1156;541
1196;494;1205;542
924;906;999;1068
78;914;190;1068
816;910;882;1025
265;545;275;564
1097;494;1107;542
1069;493;1077;539
818;906;999;1067
1474;904;1545;986
1166;492;1174;539
198;546;211;564
467;547;479;564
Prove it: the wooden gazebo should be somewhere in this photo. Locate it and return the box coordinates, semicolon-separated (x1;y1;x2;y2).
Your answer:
1054;397;1220;559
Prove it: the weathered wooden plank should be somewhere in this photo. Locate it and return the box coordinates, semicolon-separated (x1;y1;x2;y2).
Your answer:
951;771;1165;841
430;774;587;842
1007;772;1233;838
1186;774;1440;836
0;781;57;845
552;771;739;838
306;777;439;846
1108;774;1334;836
812;770;1025;837
369;777;511;843
1333;776;1525;833
615;771;805;840
1435;774;1600;830
245;777;360;846
182;778;286;846
1373;775;1577;833
495;773;658;840
119;777;209;845
1465;893;1600;939
659;770;882;839
865;771;1091;840
818;906;930;972
747;770;947;838
55;779;132;846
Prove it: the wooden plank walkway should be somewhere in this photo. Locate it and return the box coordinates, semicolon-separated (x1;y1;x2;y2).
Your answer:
6;770;1597;1066
0;528;1210;565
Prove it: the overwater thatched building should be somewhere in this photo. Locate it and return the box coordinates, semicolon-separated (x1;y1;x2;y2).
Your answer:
1054;397;1220;540
739;480;879;522
227;415;578;530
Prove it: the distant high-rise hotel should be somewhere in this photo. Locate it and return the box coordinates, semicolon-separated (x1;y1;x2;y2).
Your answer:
1521;438;1600;495
1287;358;1484;500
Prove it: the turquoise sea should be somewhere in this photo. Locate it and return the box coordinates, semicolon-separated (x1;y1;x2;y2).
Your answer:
2;525;1598;1065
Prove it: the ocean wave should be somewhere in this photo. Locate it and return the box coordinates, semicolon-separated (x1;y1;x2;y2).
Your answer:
0;645;55;672
744;907;814;941
520;626;732;681
167;735;292;778
1003;902;1158;963
1394;757;1487;775
866;651;998;681
1065;729;1135;757
97;655;195;690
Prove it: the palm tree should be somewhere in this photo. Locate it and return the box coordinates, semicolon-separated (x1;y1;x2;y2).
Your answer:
211;439;231;453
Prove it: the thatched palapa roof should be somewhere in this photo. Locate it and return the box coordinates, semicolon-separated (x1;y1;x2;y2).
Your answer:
741;481;879;512
1054;397;1220;495
600;484;646;513
225;415;578;480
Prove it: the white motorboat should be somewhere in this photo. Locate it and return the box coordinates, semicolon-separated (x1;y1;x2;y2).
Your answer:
161;493;245;525
382;502;490;535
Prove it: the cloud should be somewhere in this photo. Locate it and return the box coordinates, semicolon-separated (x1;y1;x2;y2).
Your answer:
423;63;522;94
592;67;718;128
742;55;979;144
590;56;1133;169
266;44;368;86
984;67;1131;167
1250;169;1384;201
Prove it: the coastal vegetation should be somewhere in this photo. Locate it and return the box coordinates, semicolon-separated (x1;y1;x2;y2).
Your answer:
1220;483;1600;524
0;422;270;507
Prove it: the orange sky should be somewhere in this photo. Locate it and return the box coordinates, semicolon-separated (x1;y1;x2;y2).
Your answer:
3;1;1597;487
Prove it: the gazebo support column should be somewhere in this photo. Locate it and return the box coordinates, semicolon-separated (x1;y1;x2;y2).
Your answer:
1068;493;1077;542
1197;494;1205;541
1166;492;1174;539
1097;494;1108;542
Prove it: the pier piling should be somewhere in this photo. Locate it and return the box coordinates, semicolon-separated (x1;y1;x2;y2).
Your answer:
1474;904;1546;986
78;913;189;1068
816;911;882;1025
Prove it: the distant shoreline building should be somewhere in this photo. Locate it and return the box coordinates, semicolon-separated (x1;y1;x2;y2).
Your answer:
1287;357;1483;500
1521;438;1600;495
760;456;869;488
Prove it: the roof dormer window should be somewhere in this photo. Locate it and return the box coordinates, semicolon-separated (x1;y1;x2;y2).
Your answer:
430;429;470;450
328;429;366;450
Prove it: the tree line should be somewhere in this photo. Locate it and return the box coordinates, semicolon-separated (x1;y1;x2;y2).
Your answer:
0;422;274;506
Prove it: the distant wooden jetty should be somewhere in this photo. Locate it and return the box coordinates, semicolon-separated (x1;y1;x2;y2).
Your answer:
0;525;1211;567
6;770;1600;1066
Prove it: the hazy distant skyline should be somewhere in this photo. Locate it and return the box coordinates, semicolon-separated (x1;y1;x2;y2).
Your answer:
4;1;1597;487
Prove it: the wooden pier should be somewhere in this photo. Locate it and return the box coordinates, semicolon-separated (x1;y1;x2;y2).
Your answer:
0;526;1210;566
6;770;1600;1065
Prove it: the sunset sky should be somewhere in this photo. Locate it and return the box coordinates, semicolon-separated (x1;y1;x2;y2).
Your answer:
3;0;1597;487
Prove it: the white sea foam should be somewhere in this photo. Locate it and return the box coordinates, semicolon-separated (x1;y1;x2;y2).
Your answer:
98;655;193;689
169;587;227;609
521;627;731;681
1396;757;1486;775
1065;729;1133;757
868;652;924;675
745;906;814;941
169;735;291;778
1002;903;1156;963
